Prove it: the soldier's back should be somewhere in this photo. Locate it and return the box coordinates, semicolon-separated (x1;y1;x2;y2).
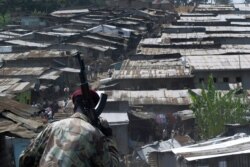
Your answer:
39;112;103;167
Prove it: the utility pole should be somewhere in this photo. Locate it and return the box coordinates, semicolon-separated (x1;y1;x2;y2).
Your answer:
239;55;241;69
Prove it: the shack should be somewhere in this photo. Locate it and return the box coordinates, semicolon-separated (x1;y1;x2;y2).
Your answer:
0;97;44;167
101;100;130;155
186;54;250;90
104;59;194;90
172;133;250;167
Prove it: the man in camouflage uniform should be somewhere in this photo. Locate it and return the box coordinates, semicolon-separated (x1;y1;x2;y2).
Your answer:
19;89;120;167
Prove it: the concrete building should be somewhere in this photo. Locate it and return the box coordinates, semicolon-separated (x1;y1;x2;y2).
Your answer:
187;55;250;90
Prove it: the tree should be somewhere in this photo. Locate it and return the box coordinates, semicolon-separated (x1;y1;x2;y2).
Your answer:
189;75;249;140
0;0;93;17
0;0;14;26
89;0;106;6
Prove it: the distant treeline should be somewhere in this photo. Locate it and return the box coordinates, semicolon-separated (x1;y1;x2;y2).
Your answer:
0;0;102;14
0;0;106;26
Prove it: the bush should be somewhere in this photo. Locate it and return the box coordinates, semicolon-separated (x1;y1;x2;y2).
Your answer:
189;75;249;140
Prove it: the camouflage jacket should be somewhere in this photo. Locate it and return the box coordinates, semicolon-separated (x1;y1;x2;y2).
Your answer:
19;112;120;167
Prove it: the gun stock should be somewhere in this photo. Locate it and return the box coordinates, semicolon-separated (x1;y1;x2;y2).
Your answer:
95;93;108;117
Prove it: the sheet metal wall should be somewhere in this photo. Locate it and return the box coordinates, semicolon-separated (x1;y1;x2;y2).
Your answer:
0;136;14;167
184;154;250;167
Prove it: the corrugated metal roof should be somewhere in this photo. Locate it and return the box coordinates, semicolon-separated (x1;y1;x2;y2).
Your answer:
0;46;12;53
0;50;72;60
0;85;12;93
122;17;145;22
195;4;235;12
70;42;117;52
9;82;32;93
51;9;89;14
112;59;192;79
70;19;99;25
175;110;195;120
163;25;250;33
5;40;50;47
100;112;129;125
51;9;89;17
218;14;250;19
114;20;139;25
0;78;21;86
165;25;204;28
58;67;80;73
99;89;201;105
140;38;164;45
209;33;250;38
164;25;250;32
39;70;62;80
137;139;181;162
179;14;248;21
37;31;79;37
137;47;250;56
0;53;19;60
0;97;38;117
179;13;216;16
140;38;214;46
0;34;15;39
162;32;250;39
187;55;250;70
12;28;30;33
178;16;226;21
0;31;22;37
162;32;207;39
138;8;168;16
83;35;125;46
177;19;226;22
231;21;250;25
0;98;43;138
172;133;250;161
152;0;169;4
137;46;178;55
79;17;103;22
53;27;84;33
205;26;250;32
0;67;47;76
87;24;135;33
234;4;250;11
0;79;32;94
221;45;250;49
0;78;23;93
0;118;37;138
197;4;234;8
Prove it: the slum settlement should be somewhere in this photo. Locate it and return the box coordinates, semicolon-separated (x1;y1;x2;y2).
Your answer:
1;1;250;167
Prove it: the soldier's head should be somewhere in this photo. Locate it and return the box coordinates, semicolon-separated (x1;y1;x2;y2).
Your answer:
71;88;100;112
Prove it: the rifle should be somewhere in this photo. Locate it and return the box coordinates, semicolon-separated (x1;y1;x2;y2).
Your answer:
74;51;107;126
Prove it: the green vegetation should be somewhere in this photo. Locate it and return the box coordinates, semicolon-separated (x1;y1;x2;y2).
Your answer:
0;0;99;26
25;0;93;13
189;75;249;140
89;0;106;6
0;0;95;14
0;0;10;26
0;13;10;27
